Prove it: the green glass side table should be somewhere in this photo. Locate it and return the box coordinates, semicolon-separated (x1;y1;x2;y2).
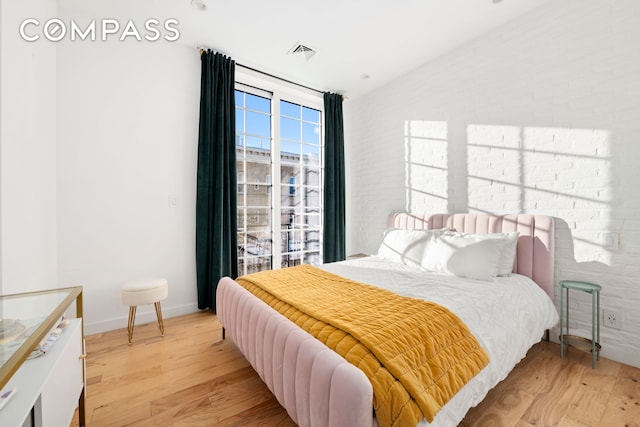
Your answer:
559;280;601;368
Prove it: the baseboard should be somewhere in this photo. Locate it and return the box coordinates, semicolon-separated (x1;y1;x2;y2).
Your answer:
84;302;201;335
600;346;640;369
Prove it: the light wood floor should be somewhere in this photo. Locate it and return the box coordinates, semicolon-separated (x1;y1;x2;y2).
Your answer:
72;312;640;427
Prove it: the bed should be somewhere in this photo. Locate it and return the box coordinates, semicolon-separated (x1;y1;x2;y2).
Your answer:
216;213;559;426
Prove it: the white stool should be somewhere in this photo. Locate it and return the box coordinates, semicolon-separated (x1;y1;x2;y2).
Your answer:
121;278;168;344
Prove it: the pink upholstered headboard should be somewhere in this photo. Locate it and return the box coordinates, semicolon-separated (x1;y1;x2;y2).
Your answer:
388;213;555;298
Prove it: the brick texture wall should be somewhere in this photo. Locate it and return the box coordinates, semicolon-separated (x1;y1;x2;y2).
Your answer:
346;0;640;367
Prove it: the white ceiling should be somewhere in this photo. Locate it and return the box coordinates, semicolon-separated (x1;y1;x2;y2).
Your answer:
60;0;554;98
186;0;554;98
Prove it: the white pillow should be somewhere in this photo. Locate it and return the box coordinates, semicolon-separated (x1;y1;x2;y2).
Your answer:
444;231;519;275
494;232;519;275
376;228;447;267
421;233;505;281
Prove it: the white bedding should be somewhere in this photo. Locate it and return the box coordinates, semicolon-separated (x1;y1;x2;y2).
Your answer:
320;256;559;427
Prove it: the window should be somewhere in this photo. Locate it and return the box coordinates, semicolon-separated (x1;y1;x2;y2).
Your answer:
235;85;323;275
279;100;322;268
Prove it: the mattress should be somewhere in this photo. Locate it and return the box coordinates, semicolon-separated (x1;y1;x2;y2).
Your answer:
320;256;559;426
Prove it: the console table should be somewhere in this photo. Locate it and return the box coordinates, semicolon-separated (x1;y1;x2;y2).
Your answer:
0;287;85;426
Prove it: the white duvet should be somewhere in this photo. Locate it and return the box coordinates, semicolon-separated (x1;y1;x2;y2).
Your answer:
320;256;559;427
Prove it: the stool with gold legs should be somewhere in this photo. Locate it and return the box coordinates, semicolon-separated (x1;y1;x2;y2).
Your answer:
122;278;168;344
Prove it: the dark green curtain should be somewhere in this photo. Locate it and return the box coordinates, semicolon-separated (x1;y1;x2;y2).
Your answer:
196;51;237;311
323;92;346;263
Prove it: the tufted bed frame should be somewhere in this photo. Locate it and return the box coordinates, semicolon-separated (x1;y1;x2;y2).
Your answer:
216;213;555;427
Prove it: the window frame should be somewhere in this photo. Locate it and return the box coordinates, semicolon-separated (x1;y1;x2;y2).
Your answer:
235;71;324;275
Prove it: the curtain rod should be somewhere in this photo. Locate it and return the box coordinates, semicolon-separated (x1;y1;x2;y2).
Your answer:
199;47;328;96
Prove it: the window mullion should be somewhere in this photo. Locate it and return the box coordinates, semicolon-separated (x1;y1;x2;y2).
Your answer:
240;95;247;275
272;94;282;269
298;116;304;263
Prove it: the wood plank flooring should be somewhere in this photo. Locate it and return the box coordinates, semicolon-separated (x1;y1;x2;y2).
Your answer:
71;312;640;427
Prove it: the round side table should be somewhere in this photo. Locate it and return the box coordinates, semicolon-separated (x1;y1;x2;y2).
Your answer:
559;280;601;368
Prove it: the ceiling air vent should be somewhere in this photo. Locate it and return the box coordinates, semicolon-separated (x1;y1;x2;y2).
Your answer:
287;42;317;61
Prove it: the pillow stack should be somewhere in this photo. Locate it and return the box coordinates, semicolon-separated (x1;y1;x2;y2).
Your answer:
377;228;519;281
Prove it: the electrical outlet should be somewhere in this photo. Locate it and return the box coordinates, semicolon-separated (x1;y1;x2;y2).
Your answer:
601;231;620;250
603;308;622;330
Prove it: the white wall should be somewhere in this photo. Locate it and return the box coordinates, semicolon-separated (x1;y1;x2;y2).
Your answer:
56;1;202;333
347;0;640;368
0;0;59;295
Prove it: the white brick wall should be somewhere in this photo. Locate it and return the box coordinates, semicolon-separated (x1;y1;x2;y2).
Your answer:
346;0;640;368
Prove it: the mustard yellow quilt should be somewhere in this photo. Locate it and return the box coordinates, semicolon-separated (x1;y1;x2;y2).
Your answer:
236;265;489;426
